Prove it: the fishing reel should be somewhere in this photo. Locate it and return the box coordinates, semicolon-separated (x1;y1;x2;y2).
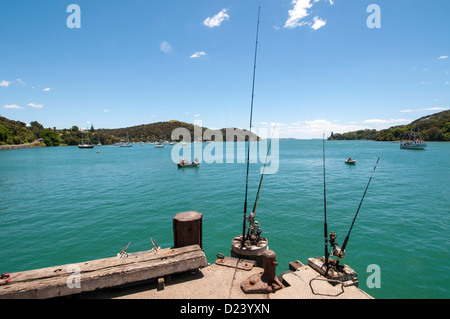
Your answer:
329;232;345;260
246;212;262;244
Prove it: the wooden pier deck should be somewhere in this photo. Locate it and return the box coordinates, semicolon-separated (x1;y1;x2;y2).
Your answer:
0;246;372;299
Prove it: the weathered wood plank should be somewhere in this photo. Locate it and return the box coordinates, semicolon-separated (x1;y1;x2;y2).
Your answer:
0;245;207;299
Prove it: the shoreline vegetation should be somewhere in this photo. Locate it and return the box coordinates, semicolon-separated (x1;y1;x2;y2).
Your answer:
328;110;450;142
1;110;448;150
0;117;260;149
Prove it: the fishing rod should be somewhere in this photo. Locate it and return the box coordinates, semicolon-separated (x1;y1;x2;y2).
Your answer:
242;6;261;246
334;157;381;267
322;134;329;272
245;124;277;241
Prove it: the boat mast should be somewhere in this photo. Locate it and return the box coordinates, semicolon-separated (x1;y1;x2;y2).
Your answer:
242;6;261;246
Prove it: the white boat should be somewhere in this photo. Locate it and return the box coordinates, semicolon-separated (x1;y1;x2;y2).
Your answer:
400;130;427;150
154;143;164;148
119;131;132;147
78;132;94;149
78;143;94;149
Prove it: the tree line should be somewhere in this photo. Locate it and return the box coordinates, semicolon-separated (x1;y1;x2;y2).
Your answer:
0;117;259;147
329;110;450;142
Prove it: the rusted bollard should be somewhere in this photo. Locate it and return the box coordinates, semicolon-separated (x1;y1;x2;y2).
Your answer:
173;211;202;249
241;250;283;294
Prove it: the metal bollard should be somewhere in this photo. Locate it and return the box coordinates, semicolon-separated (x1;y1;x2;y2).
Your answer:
241;250;283;294
173;211;203;249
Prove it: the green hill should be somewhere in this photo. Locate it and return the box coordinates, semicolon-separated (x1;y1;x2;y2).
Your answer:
329;110;450;141
0;117;259;147
97;120;260;143
0;116;40;145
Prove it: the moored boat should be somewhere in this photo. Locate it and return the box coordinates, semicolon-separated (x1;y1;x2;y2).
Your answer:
78;132;95;149
78;144;94;149
345;157;356;165
400;140;427;150
400;130;427;150
119;131;132;147
177;158;199;168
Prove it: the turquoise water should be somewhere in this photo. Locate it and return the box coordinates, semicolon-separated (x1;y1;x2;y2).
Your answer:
0;140;449;299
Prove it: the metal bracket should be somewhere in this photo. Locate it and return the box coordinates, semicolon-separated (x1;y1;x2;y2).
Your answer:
215;253;255;271
151;238;159;252
118;241;131;258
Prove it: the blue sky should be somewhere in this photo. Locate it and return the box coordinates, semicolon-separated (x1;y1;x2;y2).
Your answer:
0;0;449;138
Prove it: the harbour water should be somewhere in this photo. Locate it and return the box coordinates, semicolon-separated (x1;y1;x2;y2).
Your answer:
0;140;448;299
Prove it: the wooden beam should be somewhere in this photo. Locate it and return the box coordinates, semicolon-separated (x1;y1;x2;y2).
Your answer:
0;245;207;299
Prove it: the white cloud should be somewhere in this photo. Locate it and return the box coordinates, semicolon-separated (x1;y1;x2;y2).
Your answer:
400;107;448;113
421;107;447;111
270;122;286;127
258;119;366;139
284;0;328;30
104;109;110;113
311;16;326;30
0;80;11;87
3;104;23;109
17;78;26;86
190;51;206;58
438;56;448;60
194;114;200;117
43;88;51;91
364;119;410;124
284;0;313;29
203;9;229;28
159;41;172;54
27;103;43;109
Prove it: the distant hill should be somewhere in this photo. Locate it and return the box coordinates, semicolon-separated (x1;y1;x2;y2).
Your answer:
97;120;260;143
329;110;450;141
0;117;260;147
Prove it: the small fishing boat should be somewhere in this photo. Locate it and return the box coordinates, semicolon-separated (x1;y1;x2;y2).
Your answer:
400;140;427;150
154;143;164;148
177;159;199;168
345;157;356;165
400;130;427;150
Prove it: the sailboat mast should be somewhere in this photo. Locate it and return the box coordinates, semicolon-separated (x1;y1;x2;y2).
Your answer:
242;6;261;245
